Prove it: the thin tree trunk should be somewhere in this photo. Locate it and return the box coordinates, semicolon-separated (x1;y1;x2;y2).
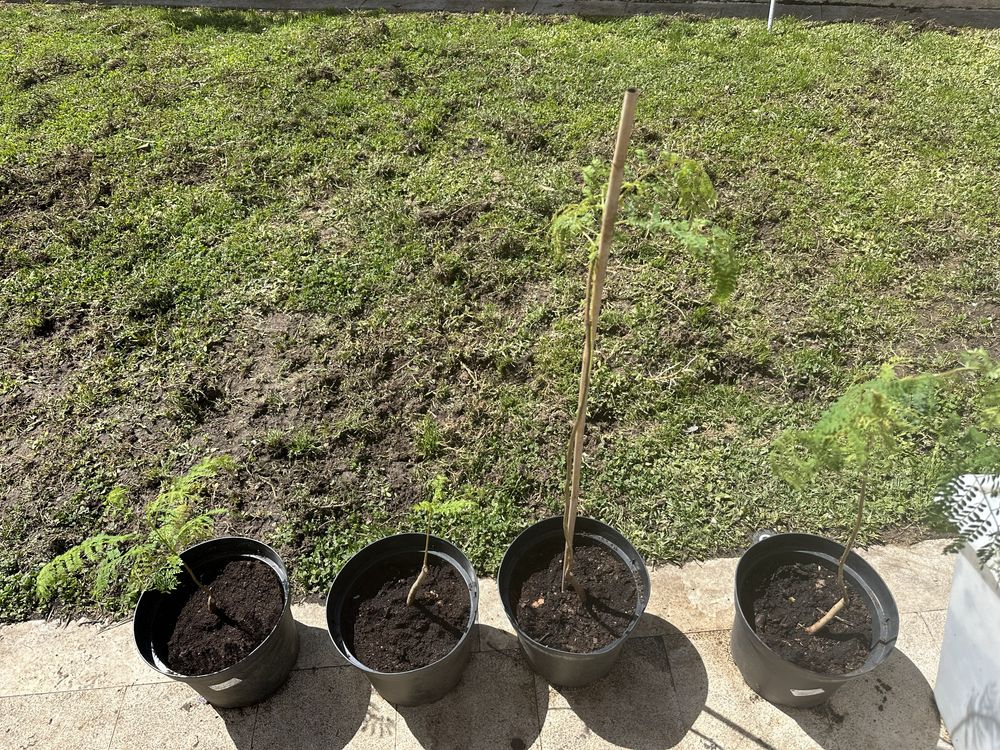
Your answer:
805;473;866;635
153;527;218;613
407;519;432;606
562;89;638;596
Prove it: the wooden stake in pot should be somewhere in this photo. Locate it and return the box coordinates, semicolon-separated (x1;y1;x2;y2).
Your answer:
562;89;639;598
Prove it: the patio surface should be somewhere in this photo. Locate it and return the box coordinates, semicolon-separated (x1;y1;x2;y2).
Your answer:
0;539;956;749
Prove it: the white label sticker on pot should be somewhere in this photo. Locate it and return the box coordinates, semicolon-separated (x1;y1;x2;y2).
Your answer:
209;678;242;691
790;688;826;697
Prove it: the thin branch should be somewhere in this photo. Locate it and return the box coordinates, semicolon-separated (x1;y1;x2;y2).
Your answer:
407;515;433;606
152;526;219;614
804;598;846;635
805;472;866;635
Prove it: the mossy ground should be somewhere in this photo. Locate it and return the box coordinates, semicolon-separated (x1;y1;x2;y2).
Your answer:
2;6;998;620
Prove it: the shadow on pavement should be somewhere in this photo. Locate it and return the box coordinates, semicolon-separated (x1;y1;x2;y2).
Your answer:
780;648;941;750
545;614;708;749
217;624;377;750
396;625;545;750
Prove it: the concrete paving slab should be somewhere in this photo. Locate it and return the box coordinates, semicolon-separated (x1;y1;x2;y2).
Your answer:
252;665;393;748
106;0;368;8
666;628;783;750
109;681;255;750
0;686;125;750
538;710;638;749
395;649;542;750
664;612;949;750
776;646;942;750
87;0;1000;28
291;600;347;669
536;635;688;748
861;540;954;614
894;610;940;683
366;0;537;10
531;0;626;13
0;541;955;750
476;577;520;652
640;556;738;636
731;611;942;750
624;0;766;18
0;619;159;696
916;609;947;688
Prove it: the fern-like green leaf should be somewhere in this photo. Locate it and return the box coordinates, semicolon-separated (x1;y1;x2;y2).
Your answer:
36;533;135;603
35;455;232;612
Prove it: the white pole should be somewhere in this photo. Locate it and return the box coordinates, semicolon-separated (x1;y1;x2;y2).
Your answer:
767;0;777;31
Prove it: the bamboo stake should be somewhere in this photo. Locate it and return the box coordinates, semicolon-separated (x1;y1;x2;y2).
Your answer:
562;89;639;597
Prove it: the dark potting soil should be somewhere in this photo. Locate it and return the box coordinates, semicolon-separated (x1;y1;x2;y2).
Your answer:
344;557;470;672
164;559;284;676
749;561;873;675
513;537;638;653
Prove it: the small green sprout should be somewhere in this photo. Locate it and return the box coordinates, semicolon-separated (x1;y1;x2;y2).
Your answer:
406;475;473;606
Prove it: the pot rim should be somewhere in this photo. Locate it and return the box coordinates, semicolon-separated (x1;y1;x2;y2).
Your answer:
497;515;649;659
733;531;898;682
133;535;291;680
325;532;479;678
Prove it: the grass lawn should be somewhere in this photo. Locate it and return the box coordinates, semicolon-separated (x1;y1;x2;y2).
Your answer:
2;5;998;621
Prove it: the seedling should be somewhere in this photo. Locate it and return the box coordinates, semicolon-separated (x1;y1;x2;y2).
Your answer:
36;456;234;613
406;474;473;606
772;350;999;635
551;89;738;597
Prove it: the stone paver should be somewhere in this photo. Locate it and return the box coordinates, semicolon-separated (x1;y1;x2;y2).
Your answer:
862;540;955;613
777;641;942;750
537;636;686;748
290;601;347;670
109;681;255;750
895;611;946;690
919;609;947;687
0;687;125;750
253;666;395;748
0;541;956;750
639;556;739;635
476;577;520;653
668;628;781;750
0;620;158;696
87;0;1000;30
395;650;541;750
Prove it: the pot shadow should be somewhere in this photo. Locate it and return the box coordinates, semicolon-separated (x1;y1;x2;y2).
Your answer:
394;626;545;750
217;624;382;750
540;614;708;750
779;649;941;750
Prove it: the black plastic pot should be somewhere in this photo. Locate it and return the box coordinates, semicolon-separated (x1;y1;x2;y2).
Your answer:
133;536;299;708
325;533;479;706
730;531;899;707
497;516;650;687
